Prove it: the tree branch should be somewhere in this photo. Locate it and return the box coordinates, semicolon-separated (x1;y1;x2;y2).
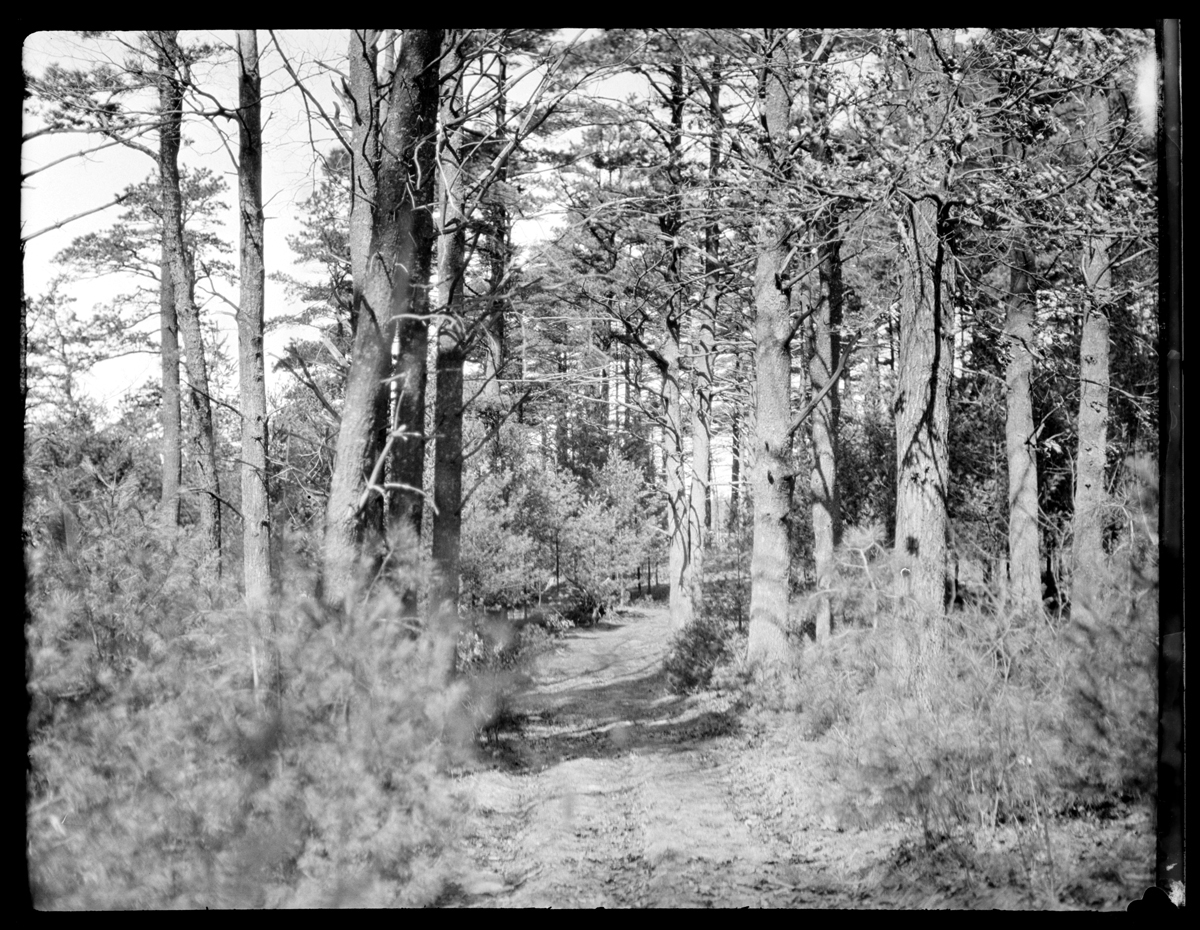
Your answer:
22;130;153;181
22;192;129;242
266;30;351;156
278;354;341;425
787;332;858;440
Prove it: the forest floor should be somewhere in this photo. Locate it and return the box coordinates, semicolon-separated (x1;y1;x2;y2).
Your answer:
445;605;1155;909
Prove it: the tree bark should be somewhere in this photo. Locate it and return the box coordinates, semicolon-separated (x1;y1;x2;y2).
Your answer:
386;31;442;542
431;33;468;619
235;29;271;610
893;28;953;620
746;31;795;670
323;29;442;607
659;56;695;631
482;50;509;427
729;349;742;523
686;61;722;621
808;212;843;641
156;30;221;578
663;320;693;630
323;30;384;605
158;242;182;528
1004;234;1041;612
802;42;843;643
1071;86;1112;603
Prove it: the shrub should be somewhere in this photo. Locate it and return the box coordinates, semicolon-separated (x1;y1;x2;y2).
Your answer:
663;611;735;694
788;541;1157;904
1058;458;1159;802
453;611;566;748
459;455;654;619
459;470;545;612
557;457;656;617
27;508;478;909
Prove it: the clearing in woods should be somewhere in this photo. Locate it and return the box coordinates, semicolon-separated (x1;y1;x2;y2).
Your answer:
447;605;1154;909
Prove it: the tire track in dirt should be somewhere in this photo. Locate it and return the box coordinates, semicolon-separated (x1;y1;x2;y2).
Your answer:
451;607;839;908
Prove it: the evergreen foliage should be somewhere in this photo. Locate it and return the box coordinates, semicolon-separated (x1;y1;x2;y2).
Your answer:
27;497;476;908
663;611;735;694
780;461;1158;894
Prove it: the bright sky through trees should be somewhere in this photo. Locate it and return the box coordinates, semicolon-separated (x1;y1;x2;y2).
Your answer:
21;30;569;413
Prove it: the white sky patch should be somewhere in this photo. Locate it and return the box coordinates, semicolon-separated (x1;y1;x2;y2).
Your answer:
23;30;358;418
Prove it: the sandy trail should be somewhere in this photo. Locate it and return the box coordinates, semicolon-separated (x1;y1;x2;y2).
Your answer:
448;604;1155;909
451;606;875;908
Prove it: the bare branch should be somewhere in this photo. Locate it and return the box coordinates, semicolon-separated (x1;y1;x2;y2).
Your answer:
266;30;351;156
787;333;858;440
21;192;129;242
21;129;153;181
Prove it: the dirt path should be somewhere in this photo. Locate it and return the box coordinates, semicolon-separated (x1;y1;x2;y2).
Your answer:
447;605;1156;910
449;606;897;908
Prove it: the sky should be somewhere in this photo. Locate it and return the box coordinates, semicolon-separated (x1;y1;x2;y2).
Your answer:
21;29;570;414
23;30;350;409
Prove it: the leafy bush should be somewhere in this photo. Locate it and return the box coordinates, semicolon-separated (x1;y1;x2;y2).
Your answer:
784;474;1157;904
461;454;654;620
27;480;224;736
664;612;735;694
27;504;479;909
459;470;545;611
803;581;1154;824
558;457;656;616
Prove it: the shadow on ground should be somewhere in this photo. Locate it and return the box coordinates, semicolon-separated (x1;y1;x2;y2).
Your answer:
479;619;743;772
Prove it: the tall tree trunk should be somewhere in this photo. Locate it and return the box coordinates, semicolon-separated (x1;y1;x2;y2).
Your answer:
482;50;509;420
729;349;742;523
686;61;723;621
746;31;795;670
686;304;713;621
431;32;468;619
663;323;692;629
556;352;570;472
323;29;442;607
803;42;843;643
1004;234;1041;612
159;242;182;528
385;30;442;614
156;30;221;578
235;29;271;610
323;29;384;604
659;56;694;630
1071;86;1112;602
893;28;953;619
808;212;843;641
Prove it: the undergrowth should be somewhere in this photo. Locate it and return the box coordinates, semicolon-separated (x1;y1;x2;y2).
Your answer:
664;610;737;694
26;494;485;909
779;476;1158;907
